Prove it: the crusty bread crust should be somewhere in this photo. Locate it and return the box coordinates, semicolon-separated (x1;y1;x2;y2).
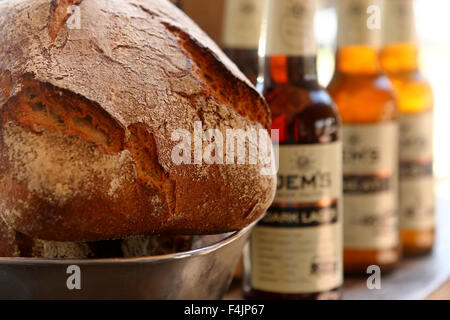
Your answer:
0;0;275;241
0;216;19;257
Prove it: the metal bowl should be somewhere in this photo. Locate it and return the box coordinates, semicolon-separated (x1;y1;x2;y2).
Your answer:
0;222;254;300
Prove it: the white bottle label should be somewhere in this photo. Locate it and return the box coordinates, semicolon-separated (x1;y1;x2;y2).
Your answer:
337;0;383;47
274;143;342;203
384;0;417;44
251;142;343;294
342;122;399;250
399;111;435;230
264;0;317;56
223;0;264;49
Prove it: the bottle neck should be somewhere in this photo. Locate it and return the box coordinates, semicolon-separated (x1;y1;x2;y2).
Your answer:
381;0;419;72
262;55;318;86
261;0;318;85
335;0;384;75
336;46;381;75
380;43;419;73
222;0;263;50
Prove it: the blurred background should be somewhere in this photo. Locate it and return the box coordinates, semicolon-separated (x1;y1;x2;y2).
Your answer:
179;0;450;199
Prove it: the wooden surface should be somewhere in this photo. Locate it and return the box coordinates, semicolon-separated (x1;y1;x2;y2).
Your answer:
226;198;450;300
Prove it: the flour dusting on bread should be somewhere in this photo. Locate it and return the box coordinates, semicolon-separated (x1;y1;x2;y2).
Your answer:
3;122;137;205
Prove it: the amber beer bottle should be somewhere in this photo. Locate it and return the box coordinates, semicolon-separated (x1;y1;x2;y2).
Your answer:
328;0;399;274
380;0;434;255
243;0;342;299
222;0;264;84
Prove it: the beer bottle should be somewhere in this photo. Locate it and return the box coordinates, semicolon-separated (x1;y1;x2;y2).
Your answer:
222;0;264;84
380;0;434;256
328;0;400;274
244;0;342;299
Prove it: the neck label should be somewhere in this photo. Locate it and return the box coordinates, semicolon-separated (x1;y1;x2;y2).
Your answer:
264;0;317;56
337;0;383;47
223;0;264;49
384;0;417;44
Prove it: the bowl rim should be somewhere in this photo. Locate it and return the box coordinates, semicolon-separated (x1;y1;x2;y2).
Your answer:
0;219;257;265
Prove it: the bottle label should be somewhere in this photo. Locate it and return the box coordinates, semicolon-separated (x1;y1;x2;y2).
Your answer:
399;111;434;230
250;142;343;294
264;0;317;56
384;0;417;44
342;122;399;250
337;0;383;47
223;0;264;49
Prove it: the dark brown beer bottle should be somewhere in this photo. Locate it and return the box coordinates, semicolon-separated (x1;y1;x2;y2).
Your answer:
222;0;264;84
243;0;342;300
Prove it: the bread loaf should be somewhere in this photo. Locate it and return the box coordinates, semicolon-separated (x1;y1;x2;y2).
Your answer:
0;216;19;257
0;0;276;241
